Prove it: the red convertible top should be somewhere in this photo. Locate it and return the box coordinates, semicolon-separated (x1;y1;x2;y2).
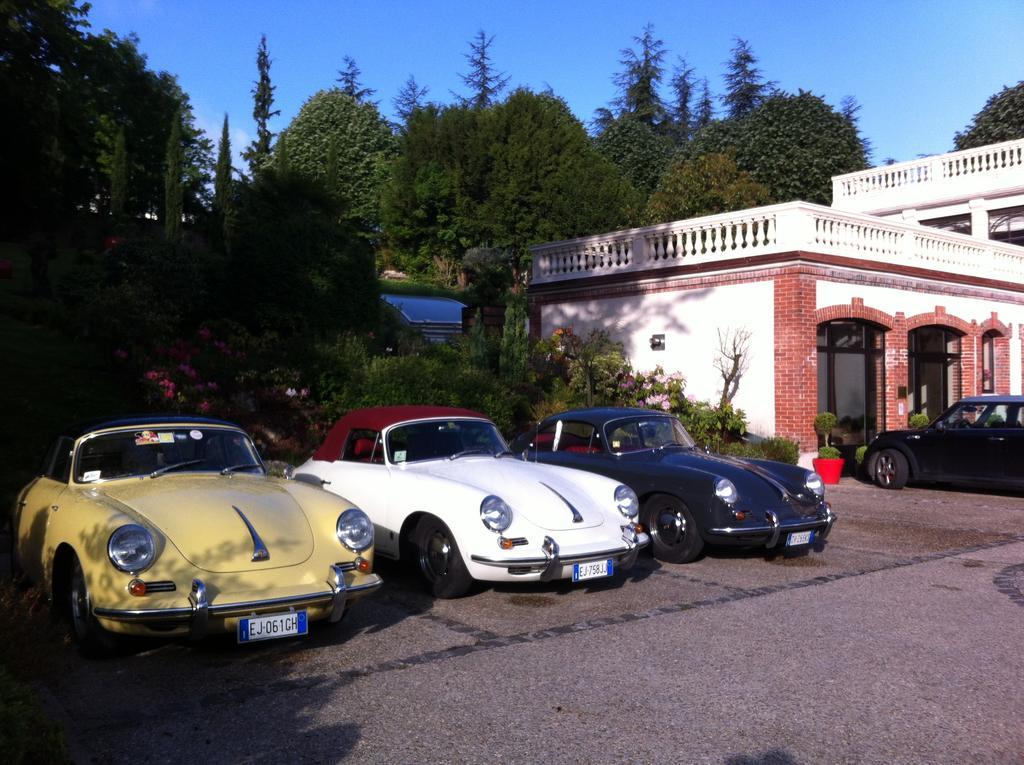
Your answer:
313;405;488;462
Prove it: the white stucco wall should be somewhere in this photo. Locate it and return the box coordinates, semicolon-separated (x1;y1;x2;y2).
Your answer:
541;280;777;435
816;280;1024;394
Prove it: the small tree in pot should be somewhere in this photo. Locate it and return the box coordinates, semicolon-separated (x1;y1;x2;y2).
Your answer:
812;411;844;484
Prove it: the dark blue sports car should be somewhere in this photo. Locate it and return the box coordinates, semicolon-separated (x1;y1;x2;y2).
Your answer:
510;408;836;563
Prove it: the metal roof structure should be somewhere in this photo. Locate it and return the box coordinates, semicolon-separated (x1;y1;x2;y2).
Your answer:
381;294;467;343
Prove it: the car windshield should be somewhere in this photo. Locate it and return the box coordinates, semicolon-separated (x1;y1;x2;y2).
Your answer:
74;427;264;482
605;416;695;453
387;419;508;463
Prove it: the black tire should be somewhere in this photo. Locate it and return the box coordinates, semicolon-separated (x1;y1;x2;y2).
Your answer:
641;494;703;564
870;449;909;490
413;516;474;599
68;554;119;657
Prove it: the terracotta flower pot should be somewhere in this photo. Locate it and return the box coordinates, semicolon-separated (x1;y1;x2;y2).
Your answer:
812;457;845;484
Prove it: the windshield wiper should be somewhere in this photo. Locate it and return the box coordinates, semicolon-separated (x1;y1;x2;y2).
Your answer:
150;459;205;478
221;463;263;475
656;443;689;451
448;448;494;460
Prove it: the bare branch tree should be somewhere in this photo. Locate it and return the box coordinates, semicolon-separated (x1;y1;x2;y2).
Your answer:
715;327;751;408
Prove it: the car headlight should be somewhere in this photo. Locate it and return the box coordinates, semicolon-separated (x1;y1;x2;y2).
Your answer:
614;484;639;518
715;478;738;505
805;471;825;498
336;508;374;552
480;495;513;532
107;524;156;573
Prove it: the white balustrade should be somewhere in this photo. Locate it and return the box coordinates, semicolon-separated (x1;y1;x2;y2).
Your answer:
530;201;1024;285
832;138;1024;213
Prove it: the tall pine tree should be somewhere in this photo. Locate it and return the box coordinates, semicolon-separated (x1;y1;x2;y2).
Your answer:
694;78;714;130
242;34;280;175
393;74;430;122
458;30;509;109
611;24;668;131
163;113;183;242
213;114;232;247
722;38;774;119
669;57;696;143
336;55;376;103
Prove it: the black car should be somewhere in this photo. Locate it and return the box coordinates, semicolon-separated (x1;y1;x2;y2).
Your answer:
864;395;1024;491
510;408;836;563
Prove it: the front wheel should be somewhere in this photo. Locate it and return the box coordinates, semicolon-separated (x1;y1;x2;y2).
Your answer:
68;555;119;657
641;494;703;564
870;449;909;490
413;516;474;599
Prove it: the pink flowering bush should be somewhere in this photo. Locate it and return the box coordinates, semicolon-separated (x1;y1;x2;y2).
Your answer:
121;323;325;459
616;365;747;450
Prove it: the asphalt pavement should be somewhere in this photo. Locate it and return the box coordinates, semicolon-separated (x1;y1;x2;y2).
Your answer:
22;480;1024;764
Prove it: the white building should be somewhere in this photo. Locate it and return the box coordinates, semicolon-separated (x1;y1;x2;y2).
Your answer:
527;138;1024;461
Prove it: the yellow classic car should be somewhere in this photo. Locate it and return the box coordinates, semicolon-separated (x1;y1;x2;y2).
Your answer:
11;415;383;655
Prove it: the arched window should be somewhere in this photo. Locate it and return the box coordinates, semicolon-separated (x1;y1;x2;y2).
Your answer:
981;331;997;394
909;326;961;420
816;321;885;447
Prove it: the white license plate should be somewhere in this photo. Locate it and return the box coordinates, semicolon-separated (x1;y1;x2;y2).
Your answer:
238;610;308;643
573;559;613;582
786;530;814;547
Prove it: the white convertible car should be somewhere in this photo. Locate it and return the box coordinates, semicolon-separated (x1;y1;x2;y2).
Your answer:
295;406;649;597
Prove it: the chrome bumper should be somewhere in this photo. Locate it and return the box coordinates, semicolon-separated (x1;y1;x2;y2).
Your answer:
92;564;384;640
707;503;836;548
470;528;650;580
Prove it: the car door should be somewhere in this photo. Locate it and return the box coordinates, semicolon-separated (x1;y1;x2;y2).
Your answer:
994;404;1024;483
16;436;73;583
939;403;1004;482
320;430;401;556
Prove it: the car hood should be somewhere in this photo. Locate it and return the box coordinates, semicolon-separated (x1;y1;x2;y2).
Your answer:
409;457;616;531
95;475;314;573
630;449;818;507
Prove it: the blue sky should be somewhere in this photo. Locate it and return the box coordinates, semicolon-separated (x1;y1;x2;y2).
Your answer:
88;0;1023;169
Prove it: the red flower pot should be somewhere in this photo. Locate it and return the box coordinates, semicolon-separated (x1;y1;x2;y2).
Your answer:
812;458;845;484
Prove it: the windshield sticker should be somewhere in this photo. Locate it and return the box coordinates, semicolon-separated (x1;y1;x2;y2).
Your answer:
82;470;101;482
611;440;621;449
135;431;175;445
394;449;407;463
189;430;203;440
175;433;187;440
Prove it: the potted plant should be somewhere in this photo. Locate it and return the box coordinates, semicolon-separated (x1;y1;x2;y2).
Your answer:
812;411;844;484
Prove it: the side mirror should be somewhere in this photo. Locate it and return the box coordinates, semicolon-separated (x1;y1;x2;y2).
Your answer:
934;421;945;432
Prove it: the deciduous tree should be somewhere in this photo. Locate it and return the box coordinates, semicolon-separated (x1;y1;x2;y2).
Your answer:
163;113;183;242
645;152;770;223
278;89;397;231
110;127;128;221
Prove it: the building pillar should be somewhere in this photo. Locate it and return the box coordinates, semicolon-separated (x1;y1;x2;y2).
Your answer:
773;271;817;451
886;312;909;429
969;198;989;238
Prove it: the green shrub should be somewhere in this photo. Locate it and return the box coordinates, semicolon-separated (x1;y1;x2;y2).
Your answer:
818;445;842;459
758;436;800;465
909;412;931;429
720;436;799;465
855;445;868;464
813;411;838;436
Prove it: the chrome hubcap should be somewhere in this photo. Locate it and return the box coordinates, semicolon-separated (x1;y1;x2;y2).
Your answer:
423;531;451;578
876;455;895;485
656;510;686;546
